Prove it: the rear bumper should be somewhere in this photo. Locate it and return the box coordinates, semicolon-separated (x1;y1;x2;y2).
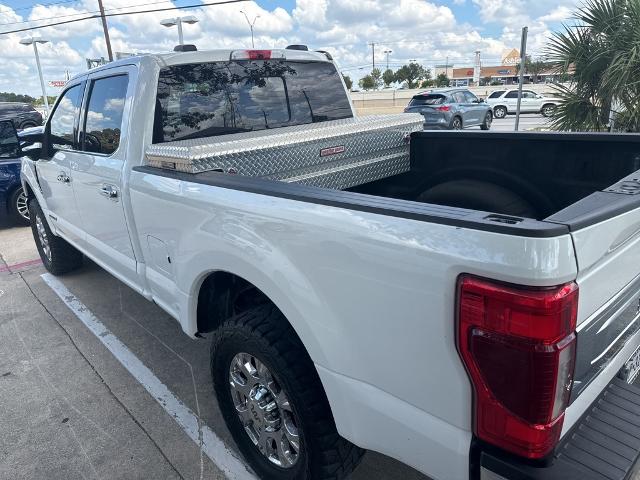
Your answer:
475;377;640;480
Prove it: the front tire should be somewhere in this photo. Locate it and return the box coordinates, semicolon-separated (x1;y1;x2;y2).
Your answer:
9;187;30;225
28;198;83;275
493;106;507;119
211;304;364;480
480;111;492;130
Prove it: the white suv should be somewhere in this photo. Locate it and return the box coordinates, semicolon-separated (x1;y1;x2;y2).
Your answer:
486;89;560;118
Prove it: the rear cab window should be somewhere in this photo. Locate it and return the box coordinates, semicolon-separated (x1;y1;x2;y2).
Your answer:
153;60;353;143
408;94;446;106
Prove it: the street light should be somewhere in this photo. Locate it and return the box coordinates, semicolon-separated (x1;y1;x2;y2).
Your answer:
240;10;260;48
160;15;199;46
384;49;392;70
19;36;50;116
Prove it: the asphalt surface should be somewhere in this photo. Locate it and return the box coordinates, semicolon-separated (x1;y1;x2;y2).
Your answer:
0;221;429;480
490;113;549;131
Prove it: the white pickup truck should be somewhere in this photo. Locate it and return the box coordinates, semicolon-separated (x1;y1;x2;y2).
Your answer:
15;46;640;480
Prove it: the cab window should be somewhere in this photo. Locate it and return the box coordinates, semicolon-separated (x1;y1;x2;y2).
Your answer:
81;75;128;155
49;84;82;150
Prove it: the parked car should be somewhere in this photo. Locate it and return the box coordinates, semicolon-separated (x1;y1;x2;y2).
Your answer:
486;89;560;118
404;88;493;130
18;47;640;480
0;120;28;224
0;102;43;130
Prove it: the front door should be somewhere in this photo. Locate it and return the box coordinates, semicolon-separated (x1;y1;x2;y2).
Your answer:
36;82;85;244
71;67;138;286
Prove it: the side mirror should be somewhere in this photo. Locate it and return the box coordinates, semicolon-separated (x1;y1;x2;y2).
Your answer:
0;120;21;159
18;126;44;161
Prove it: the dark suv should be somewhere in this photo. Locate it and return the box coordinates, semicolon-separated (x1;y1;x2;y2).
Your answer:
0;102;43;130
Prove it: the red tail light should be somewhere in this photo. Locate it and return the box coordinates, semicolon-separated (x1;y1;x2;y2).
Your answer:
457;275;578;459
437;105;451;112
231;50;284;61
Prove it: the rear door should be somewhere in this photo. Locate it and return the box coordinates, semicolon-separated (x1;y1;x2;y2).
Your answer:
72;66;138;286
502;90;519;112
35;82;86;244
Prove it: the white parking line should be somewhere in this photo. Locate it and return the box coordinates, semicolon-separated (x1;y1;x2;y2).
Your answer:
41;273;257;480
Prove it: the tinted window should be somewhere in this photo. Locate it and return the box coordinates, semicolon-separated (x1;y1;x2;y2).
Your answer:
49;84;82;149
463;91;478;102
522;91;538;99
154;60;353;143
82;75;128;155
488;90;505;99
409;94;445;106
505;91;520;99
451;91;467;103
0;120;19;158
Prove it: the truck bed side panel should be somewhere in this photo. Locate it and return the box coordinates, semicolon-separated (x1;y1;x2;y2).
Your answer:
129;169;577;479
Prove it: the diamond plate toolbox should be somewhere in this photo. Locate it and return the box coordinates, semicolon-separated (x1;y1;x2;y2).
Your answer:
145;114;423;190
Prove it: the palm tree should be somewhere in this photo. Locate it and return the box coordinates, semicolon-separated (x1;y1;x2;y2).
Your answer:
546;0;640;131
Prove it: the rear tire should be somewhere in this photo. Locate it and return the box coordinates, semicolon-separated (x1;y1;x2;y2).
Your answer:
480;111;492;130
541;104;556;117
450;116;463;130
28;198;83;275
211;304;364;480
8;187;30;225
416;179;538;218
493;106;507;119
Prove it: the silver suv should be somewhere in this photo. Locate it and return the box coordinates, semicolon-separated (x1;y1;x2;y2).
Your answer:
403;88;493;130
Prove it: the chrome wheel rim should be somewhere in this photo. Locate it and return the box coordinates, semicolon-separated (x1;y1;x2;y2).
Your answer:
229;353;301;468
16;189;29;220
35;214;51;262
543;106;555;117
495;108;506;118
452;118;462;130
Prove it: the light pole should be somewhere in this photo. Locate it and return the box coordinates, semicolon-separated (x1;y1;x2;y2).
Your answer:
384;49;392;70
160;15;199;46
20;36;50;116
240;10;260;48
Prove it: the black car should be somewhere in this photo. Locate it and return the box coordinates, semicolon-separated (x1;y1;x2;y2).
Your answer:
0;102;43;130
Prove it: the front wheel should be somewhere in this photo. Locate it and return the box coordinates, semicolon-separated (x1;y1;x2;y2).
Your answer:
493;106;507;119
480;111;492;130
211;304;364;480
28;198;83;275
9;187;30;225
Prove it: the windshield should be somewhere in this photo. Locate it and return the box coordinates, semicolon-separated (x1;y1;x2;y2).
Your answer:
154;60;353;143
409;94;446;106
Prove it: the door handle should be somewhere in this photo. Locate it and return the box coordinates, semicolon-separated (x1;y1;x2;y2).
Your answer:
100;184;118;199
56;172;70;183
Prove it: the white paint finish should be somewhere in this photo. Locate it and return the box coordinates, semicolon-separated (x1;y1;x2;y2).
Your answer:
572;206;640;324
41;273;256;480
129;170;577;464
70;66;138;287
317;364;471;480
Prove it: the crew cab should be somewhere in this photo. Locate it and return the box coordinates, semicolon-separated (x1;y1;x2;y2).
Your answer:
486;89;560;118
16;47;640;480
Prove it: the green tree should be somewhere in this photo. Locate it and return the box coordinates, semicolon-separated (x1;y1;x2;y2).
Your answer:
435;73;450;87
342;74;353;90
395;63;428;89
358;75;376;91
547;0;640;131
0;92;37;104
382;69;396;87
420;79;435;88
370;68;383;90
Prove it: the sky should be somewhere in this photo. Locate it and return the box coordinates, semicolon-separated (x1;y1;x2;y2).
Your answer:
0;0;578;97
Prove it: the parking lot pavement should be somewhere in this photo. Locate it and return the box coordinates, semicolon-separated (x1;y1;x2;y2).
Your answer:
491;113;550;131
0;224;429;480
